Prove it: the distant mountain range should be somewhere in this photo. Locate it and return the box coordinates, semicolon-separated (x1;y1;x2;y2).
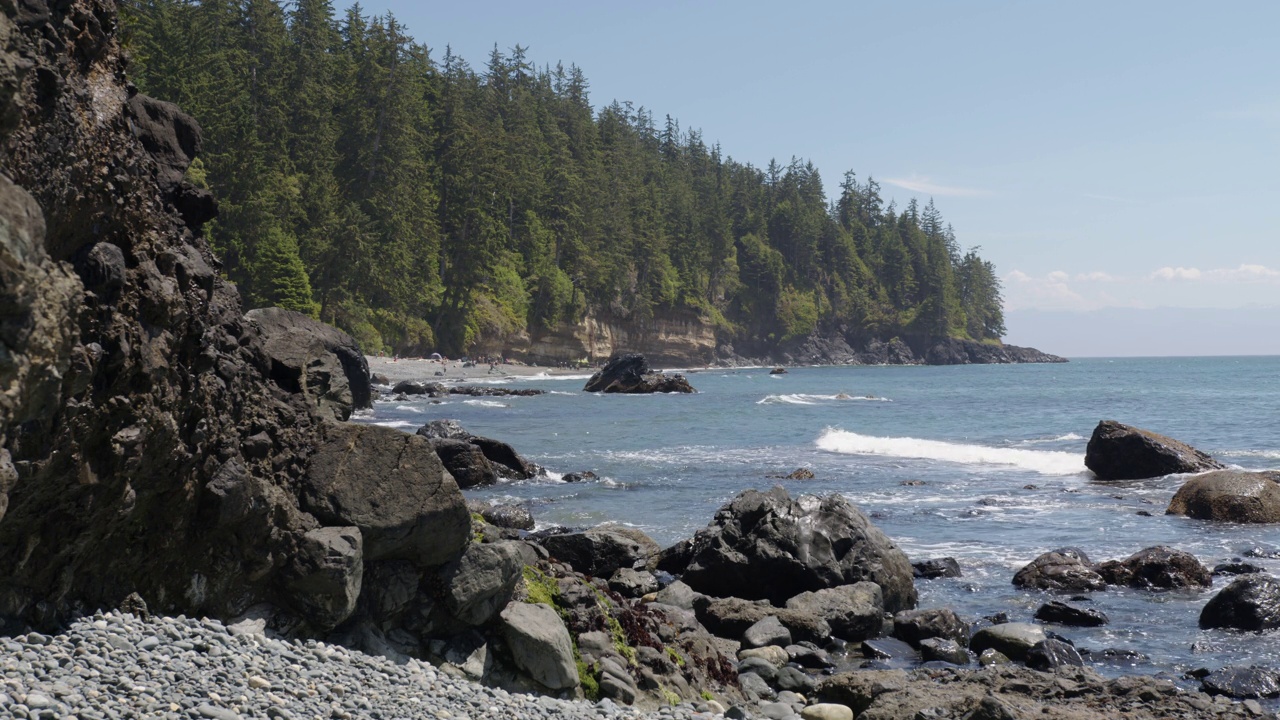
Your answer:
1005;306;1280;357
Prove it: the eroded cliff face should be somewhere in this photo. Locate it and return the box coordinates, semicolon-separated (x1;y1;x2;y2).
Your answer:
477;311;719;367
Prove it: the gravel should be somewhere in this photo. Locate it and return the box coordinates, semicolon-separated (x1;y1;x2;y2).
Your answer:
0;611;722;720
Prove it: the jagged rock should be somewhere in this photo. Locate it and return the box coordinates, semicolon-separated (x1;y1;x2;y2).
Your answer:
609;568;659;598
738;671;776;700
968;623;1046;661
499;602;579;690
696;596;831;644
1012;548;1106;592
1200;574;1280;631
912;557;962;579
392;380;442;396
1200;666;1280;699
283;527;363;631
364;560;420;622
433;438;499;488
118;592;150;620
860;638;918;662
440;541;526;626
1167;470;1280;523
415;420;538;479
467;500;534;530
1034;600;1109;627
785;582;883;641
1026;639;1083;671
743;615;792;649
678;487;917;612
918;637;970;665
543;529;655;577
1214;559;1266;576
583;353;696;394
786;644;834;669
247;307;372;421
1084;420;1224;480
1096;546;1211;589
301;422;470;565
892;608;969;647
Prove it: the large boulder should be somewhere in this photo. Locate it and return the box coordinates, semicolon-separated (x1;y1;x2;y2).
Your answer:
583;353;695;394
542;529;656;577
416;420;538;480
1084;420;1223;480
785;583;884;641
892;608;968;647
301;422;470;565
1200;575;1280;631
1200;666;1280;699
1167;470;1280;523
1096;546;1211;589
1011;549;1105;592
440;541;526;626
499;602;579;690
430;438;499;489
677;487;917;612
968;623;1046;662
247;307;372;421
282;527;363;631
694;596;832;644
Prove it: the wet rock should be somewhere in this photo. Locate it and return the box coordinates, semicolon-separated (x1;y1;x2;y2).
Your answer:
969;623;1046;661
1200;666;1280;699
861;638;919;662
583;353;695;393
1026;639;1084;670
1167;470;1280;523
542;529;656;577
1012;549;1106;592
912;558;962;579
1096;546;1211;589
1034;600;1109;627
1200;574;1280;631
247;307;372;420
892;608;969;647
784;582;883;641
786;643;834;669
1085;420;1223;480
392;380;441;395
467;500;534;530
1213;560;1266;576
415;420;538;479
499;602;579;690
679;487;917;612
919;637;970;665
977;649;1010;666
562;470;598;483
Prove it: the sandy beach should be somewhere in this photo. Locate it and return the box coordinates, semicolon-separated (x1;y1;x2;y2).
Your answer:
365;355;592;384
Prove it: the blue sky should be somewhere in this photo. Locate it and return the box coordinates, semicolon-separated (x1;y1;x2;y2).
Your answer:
349;1;1279;353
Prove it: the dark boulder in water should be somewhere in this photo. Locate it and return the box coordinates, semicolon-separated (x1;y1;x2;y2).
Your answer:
431;439;499;489
583;353;695;393
1096;546;1211;589
392;379;443;396
416;420;539;480
677;487;917;612
1200;575;1280;631
1084;420;1224;480
1167;470;1280;523
1026;639;1084;671
912;557;962;579
1200;666;1280;699
1012;549;1106;592
1034;600;1109;627
542;529;657;578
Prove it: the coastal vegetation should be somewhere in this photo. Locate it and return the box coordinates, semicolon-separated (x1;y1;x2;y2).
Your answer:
120;0;1006;356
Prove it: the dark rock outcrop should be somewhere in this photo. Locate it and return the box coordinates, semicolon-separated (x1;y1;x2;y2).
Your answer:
416;420;538;481
1012;549;1106;592
675;487;917;612
694;596;832;644
1200;666;1280;699
1096;546;1211;590
247;307;372;421
1199;574;1280;631
1167;470;1280;523
432;439;500;489
1025;639;1084;671
784;583;883;641
467;500;535;531
1034;600;1108;627
583;353;695;394
892;608;969;647
542;529;656;578
1084;420;1224;480
912;557;962;579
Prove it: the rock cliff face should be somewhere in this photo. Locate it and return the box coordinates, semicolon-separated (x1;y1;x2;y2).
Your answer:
474;311;719;367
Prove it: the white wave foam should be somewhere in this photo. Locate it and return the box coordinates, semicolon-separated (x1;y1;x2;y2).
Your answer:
371;420;416;429
463;399;509;408
394;405;423;413
1218;449;1280;461
816;429;1086;476
758;393;890;406
1018;433;1085;445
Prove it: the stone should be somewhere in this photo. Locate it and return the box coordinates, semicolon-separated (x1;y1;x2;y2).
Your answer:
583;353;696;394
1167;470;1280;523
301;422;470;566
467;500;535;530
977;649;1010;666
1084;420;1224;480
1026;639;1084;670
655;580;702;610
696;596;831;644
918;637;970;665
283;526;363;630
1096;546;1211;589
738;645;791;667
543;530;655;577
247;307;372;421
1201;666;1280;699
392;380;442;396
440;541;526;626
785;582;884;641
1034;600;1108;627
912;558;961;579
760;701;798;720
800;704;853;720
739;656;779;682
1200;574;1280;631
786;643;834;669
432;439;499;489
861;638;918;662
743;615;793;648
968;623;1046;661
1012;549;1106;592
679;487;917;612
775;666;816;693
499;602;579;690
738;671;776;700
608;568;659;598
1214;560;1266;576
892;608;968;647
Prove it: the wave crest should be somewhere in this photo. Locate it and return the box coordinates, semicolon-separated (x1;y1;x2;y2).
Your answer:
758;393;890;406
816;429;1086;476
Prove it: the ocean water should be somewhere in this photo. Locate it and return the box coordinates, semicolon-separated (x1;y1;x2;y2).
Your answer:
357;356;1280;680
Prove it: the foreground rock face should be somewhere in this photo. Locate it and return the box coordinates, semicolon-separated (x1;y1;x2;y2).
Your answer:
1084;420;1224;480
247;307;372;421
583;353;695;394
1167;470;1280;523
672;487;917;612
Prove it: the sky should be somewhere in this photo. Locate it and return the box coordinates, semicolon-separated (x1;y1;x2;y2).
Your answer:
348;1;1280;356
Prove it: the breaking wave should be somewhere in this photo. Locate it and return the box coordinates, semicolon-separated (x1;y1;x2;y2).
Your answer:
816;429;1086;476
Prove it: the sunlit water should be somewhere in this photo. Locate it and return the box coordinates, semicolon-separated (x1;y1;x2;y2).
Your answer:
356;357;1280;682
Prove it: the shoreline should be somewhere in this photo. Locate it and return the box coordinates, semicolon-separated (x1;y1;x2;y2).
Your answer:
365;355;595;384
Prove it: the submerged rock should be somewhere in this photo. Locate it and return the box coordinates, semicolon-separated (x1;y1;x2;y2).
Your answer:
583;353;696;393
1199;574;1280;631
912;557;962;579
1012;548;1106;592
1084;420;1223;480
1167;470;1280;523
1096;546;1211;589
1034;600;1109;627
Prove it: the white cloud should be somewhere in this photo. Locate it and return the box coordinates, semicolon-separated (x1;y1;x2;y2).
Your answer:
1004;269;1092;312
1150;264;1280;282
1075;271;1117;282
1151;266;1203;281
1009;263;1280;312
883;175;989;197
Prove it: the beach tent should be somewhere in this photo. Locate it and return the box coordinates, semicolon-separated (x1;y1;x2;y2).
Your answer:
430;352;442;361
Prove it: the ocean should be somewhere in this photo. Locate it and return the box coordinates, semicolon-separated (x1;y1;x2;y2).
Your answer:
356;356;1280;680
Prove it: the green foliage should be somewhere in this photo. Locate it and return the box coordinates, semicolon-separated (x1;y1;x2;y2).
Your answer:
576;654;600;701
665;646;686;667
700;690;715;702
122;1;1007;356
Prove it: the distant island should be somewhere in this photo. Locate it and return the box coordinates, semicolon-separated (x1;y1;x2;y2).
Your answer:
118;1;1055;366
